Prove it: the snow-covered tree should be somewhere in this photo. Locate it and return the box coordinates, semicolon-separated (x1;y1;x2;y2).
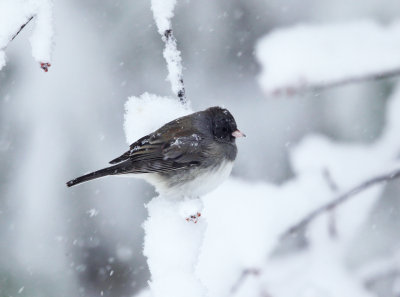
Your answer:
1;1;400;297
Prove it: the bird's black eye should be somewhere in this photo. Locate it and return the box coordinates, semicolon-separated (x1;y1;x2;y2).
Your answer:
210;108;237;141
213;120;233;140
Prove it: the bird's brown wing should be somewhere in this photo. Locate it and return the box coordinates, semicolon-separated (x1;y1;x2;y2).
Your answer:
108;130;208;174
108;134;161;164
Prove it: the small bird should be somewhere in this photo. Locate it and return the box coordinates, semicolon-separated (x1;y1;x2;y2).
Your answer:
66;106;245;198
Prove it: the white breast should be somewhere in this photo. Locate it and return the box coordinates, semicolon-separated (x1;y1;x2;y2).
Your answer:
141;161;234;199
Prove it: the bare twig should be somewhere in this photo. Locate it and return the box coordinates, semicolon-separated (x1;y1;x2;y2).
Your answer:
2;15;51;72
281;168;400;240
312;68;400;91
322;168;339;192
1;15;34;52
11;15;34;41
364;269;400;290
322;169;339;238
230;268;260;295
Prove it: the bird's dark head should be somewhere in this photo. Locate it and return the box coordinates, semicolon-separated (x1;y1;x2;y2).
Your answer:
206;106;245;142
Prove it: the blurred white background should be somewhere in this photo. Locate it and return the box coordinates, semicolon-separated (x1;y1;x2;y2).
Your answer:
0;0;399;296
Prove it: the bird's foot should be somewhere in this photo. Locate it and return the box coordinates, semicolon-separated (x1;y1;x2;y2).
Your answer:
40;62;51;72
179;198;203;223
185;212;201;224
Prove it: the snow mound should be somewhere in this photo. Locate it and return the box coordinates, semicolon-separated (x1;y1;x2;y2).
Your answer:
144;197;206;297
124;92;191;145
256;20;400;94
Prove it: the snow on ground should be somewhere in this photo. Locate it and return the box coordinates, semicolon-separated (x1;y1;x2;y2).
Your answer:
256;20;400;95
0;0;53;70
126;83;400;297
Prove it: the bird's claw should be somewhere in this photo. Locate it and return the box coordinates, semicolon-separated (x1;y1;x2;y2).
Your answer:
185;212;201;223
40;62;51;72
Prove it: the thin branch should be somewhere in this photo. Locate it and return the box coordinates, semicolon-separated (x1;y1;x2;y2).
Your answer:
281;168;400;240
1;15;35;53
364;269;400;289
2;15;50;72
322;169;339;238
322;168;339;192
272;68;400;96
162;29;187;105
230;268;260;295
11;15;34;41
314;69;400;91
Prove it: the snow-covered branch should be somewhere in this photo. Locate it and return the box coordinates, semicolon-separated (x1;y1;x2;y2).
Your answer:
228;168;400;296
300;68;400;93
281;167;400;240
151;0;187;105
0;0;53;72
256;20;400;95
163;29;187;104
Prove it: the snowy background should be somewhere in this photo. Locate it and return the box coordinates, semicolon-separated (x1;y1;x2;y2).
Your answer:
1;0;400;297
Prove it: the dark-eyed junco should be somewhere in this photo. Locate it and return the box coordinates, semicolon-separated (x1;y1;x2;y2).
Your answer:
66;106;245;197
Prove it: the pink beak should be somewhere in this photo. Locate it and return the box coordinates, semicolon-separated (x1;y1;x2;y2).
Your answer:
232;130;246;138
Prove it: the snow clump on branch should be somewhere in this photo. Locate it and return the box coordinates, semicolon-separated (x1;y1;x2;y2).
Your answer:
0;0;53;71
256;20;400;95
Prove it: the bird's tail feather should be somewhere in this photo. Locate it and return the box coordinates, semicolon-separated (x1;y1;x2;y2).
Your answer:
66;163;125;187
109;151;130;164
